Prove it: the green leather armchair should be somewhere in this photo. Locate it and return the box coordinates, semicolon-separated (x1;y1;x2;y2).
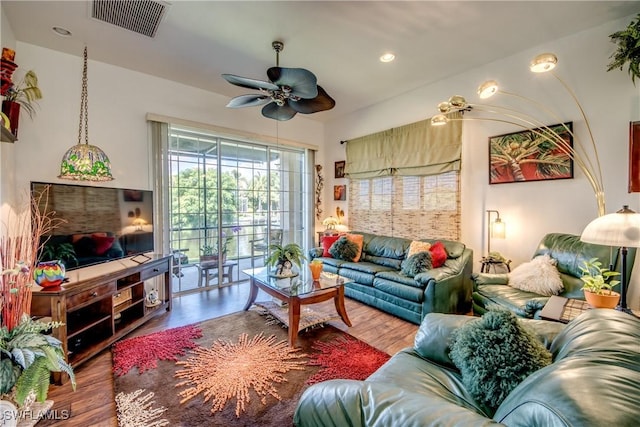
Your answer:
294;309;640;426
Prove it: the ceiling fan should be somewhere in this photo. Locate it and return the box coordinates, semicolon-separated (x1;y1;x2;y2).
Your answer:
222;41;335;121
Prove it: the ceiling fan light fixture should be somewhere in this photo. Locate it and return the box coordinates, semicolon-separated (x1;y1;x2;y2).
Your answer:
530;53;558;73
222;40;335;120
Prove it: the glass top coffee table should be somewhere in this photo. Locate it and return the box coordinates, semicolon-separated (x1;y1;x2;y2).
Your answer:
242;267;352;347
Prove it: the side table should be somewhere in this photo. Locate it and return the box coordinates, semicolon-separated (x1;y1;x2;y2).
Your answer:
540;296;589;323
197;261;237;287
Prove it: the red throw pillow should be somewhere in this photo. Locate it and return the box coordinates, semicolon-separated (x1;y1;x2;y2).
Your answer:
430;241;448;268
321;235;341;257
92;235;115;255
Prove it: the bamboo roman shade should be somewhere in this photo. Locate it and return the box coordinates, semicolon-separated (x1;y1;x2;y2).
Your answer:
345;112;462;178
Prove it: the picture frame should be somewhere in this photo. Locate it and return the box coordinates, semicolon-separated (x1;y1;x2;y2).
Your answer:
123;189;143;202
333;185;346;201
630;121;640;193
335;161;346;179
489;122;574;184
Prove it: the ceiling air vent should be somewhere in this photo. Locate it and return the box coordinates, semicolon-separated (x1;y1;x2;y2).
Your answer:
91;0;169;38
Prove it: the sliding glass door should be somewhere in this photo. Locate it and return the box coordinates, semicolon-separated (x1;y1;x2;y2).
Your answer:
168;125;308;294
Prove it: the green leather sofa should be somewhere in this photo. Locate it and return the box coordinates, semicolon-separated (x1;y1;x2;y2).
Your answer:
473;233;636;318
294;309;640;426
310;231;473;324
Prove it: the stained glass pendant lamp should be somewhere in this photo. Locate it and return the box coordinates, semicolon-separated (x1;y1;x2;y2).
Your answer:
59;47;113;181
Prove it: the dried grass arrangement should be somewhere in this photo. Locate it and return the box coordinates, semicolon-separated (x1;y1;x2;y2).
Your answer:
0;186;62;329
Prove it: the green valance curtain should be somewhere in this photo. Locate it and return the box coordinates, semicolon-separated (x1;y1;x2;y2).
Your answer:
345;112;462;179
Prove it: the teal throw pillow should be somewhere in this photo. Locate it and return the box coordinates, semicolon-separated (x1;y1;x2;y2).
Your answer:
328;236;359;262
401;251;432;277
449;309;552;413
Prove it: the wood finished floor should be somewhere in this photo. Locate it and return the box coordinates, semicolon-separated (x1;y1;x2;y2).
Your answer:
41;283;419;426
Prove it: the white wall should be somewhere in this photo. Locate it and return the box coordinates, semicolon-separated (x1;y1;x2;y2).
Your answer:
324;15;640;309
1;7;17;212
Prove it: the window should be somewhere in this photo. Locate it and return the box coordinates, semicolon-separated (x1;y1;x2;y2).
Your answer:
348;171;460;240
167;125;309;293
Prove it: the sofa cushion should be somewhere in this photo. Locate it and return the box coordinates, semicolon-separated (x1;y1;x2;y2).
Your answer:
449;310;552;412
362;234;410;259
346;233;364;262
340;261;395;275
372;278;425;303
401;251;433;277
317;256;347;269
93;234;115;255
508;254;564;296
329;236;360;261
473;284;549;318
408;240;432;257
360;254;402;270
429;241;448;268
321;234;341;257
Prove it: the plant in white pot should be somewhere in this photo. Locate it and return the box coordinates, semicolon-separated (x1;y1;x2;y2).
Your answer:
579;258;621;308
266;243;306;277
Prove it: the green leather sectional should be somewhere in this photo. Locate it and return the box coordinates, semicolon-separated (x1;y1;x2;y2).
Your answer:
294;309;640;426
473;233;636;318
310;231;473;324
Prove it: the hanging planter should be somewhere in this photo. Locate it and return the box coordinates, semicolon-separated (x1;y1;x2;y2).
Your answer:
607;13;640;85
1;100;20;137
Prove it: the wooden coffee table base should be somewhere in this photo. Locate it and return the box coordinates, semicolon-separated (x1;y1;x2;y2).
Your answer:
243;277;352;347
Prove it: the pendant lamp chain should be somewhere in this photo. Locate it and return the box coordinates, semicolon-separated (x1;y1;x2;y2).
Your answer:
58;46;114;181
78;46;89;146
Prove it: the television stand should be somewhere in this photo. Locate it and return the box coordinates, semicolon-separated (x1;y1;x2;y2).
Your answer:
30;254;172;383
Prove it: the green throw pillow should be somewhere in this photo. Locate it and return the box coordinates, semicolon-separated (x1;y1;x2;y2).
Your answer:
328;236;360;262
401;251;432;277
449;309;552;413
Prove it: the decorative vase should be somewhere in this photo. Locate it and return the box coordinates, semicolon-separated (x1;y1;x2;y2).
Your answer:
309;262;323;280
1;100;20;137
33;260;65;288
584;290;620;309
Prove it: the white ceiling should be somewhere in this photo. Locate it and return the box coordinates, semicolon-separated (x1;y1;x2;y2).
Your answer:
2;1;638;123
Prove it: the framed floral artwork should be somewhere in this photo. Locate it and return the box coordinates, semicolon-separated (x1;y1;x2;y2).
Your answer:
489;122;573;184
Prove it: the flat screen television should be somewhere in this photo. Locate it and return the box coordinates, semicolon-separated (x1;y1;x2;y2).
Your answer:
31;182;154;270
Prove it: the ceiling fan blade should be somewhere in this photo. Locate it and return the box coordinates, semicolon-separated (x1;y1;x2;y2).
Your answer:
262;101;298;121
226;94;271;108
267;67;318;99
289;85;336;114
222;74;279;91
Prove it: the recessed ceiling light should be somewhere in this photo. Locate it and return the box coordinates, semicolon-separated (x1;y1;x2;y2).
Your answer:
380;53;395;63
52;26;72;37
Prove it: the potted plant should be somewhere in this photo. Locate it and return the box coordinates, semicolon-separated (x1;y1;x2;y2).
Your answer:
579;258;621;308
266;243;306;277
2;70;43;137
200;226;241;263
607;13;640;85
0;314;76;408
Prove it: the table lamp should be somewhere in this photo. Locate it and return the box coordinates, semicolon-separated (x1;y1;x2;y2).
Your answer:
580;205;640;314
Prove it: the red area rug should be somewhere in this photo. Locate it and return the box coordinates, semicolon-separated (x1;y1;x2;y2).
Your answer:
112;310;390;426
112;324;203;376
306;335;391;385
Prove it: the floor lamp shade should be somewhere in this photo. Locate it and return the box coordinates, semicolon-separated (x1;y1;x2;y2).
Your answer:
486;210;505;255
581;205;640;313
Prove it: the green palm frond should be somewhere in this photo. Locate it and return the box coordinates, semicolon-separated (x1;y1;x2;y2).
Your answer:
607;13;640;85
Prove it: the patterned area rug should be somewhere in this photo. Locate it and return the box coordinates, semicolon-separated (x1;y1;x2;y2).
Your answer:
112;310;390;427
